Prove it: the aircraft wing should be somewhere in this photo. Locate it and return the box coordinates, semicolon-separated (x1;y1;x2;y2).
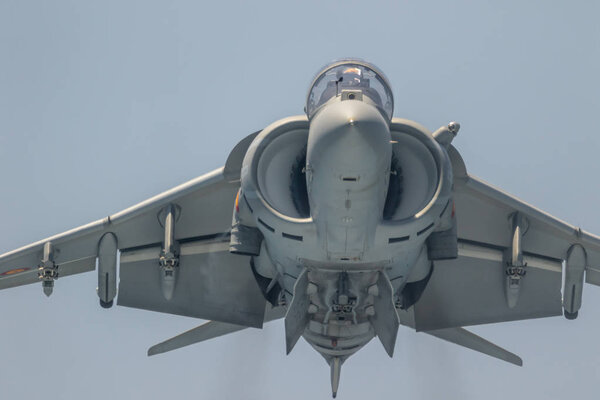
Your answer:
0;132;267;328
412;147;600;331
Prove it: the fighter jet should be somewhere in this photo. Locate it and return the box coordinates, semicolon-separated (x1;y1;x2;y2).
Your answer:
1;59;599;398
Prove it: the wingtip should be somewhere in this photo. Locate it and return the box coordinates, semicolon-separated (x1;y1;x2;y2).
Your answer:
505;351;523;367
504;352;523;367
514;357;523;367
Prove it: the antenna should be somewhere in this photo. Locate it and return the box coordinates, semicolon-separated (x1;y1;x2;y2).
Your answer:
335;76;343;96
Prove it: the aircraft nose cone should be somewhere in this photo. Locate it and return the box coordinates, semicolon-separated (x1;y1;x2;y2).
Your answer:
306;100;392;257
307;100;391;182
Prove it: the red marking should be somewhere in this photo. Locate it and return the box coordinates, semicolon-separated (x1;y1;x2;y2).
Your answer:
1;267;30;276
451;201;455;218
331;339;338;348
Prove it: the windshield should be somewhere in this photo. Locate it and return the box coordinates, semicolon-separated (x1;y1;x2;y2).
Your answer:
306;59;394;121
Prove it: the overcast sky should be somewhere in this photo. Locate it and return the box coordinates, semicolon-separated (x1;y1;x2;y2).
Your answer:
1;1;599;399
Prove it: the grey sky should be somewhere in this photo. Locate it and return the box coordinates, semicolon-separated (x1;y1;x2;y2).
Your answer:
1;1;599;399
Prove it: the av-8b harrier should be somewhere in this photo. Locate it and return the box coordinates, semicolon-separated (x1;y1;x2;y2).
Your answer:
1;59;599;397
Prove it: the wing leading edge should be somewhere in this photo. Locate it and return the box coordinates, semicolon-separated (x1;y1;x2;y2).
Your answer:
0;131;266;327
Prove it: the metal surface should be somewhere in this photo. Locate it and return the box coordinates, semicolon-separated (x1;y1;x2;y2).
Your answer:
505;212;527;308
369;272;399;357
38;242;57;297
1;60;600;396
564;244;587;318
97;232;118;307
118;239;266;328
159;204;180;301
148;305;285;356
426;327;522;366
284;269;310;354
413;241;562;331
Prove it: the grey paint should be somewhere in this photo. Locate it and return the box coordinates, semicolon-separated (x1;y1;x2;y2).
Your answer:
3;58;597;395
118;241;266;328
0;2;599;399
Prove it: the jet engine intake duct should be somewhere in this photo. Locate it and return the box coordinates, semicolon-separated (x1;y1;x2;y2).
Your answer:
290;146;310;218
384;121;442;221
252;123;310;219
383;155;403;220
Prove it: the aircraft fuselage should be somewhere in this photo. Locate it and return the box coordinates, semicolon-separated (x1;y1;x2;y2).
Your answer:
233;100;454;369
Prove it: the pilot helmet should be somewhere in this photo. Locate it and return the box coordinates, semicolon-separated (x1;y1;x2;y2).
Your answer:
336;67;366;88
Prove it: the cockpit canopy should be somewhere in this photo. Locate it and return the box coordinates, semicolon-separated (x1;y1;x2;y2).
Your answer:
305;59;394;121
